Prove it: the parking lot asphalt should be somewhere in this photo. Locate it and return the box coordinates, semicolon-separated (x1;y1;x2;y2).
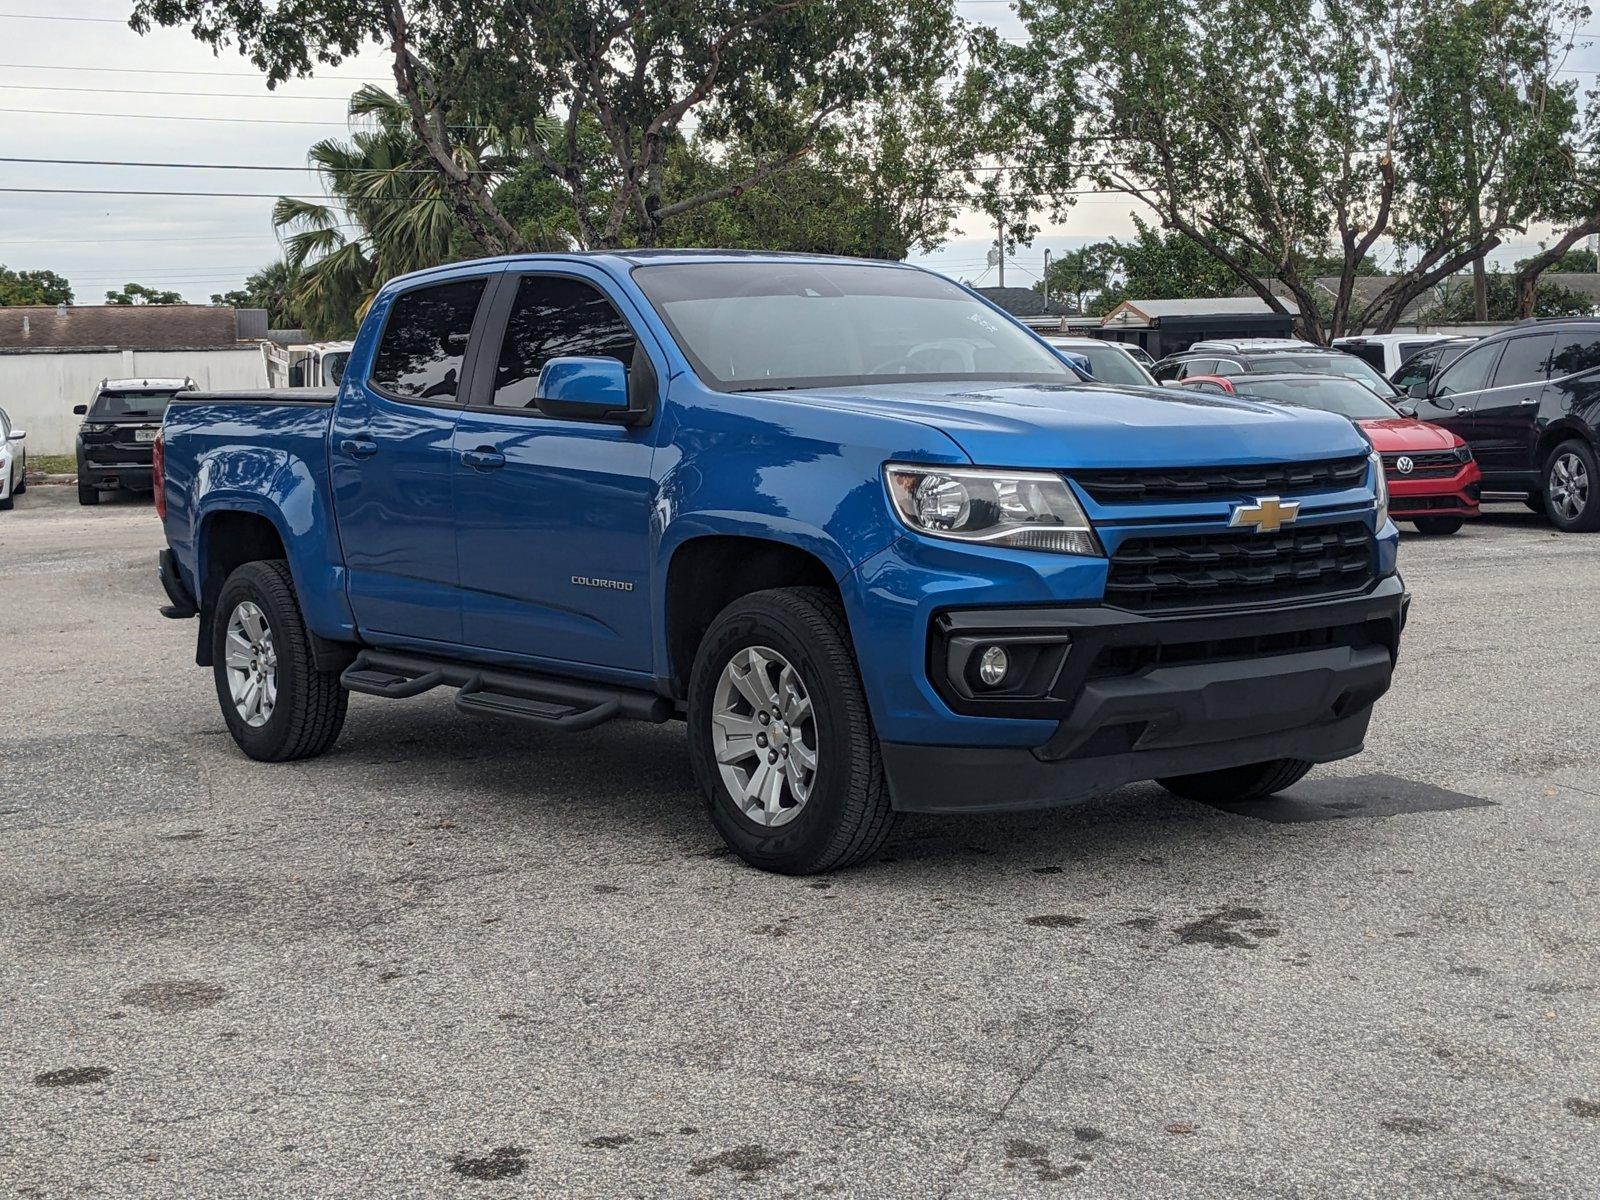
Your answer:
2;483;1597;1198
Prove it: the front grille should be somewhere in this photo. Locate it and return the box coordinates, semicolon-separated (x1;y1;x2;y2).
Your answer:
1382;450;1462;480
1106;521;1376;612
1073;456;1368;504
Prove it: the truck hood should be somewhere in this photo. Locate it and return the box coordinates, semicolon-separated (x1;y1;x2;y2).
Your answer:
767;380;1371;468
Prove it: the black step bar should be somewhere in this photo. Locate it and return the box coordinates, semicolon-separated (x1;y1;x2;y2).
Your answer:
340;649;672;732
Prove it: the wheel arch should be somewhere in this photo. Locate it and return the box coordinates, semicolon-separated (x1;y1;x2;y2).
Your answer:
1535;419;1599;470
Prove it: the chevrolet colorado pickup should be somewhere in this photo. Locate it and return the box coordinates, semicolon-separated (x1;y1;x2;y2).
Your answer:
155;251;1406;874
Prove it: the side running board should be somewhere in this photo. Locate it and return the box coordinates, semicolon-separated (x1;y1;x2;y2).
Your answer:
339;649;672;731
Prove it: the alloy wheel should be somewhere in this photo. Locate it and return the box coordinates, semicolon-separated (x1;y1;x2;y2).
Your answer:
711;645;818;827
1549;451;1590;522
224;600;278;728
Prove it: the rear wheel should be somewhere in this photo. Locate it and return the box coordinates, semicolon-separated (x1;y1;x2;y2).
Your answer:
212;560;347;762
77;484;100;506
687;587;898;874
1412;516;1464;535
1543;440;1600;532
1157;758;1313;804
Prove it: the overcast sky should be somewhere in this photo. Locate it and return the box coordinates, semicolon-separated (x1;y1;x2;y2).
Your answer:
1;2;1593;305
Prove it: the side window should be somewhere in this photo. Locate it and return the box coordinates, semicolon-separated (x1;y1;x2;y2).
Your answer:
1393;347;1439;392
1398;341;1432;363
1212;359;1243;377
1434;342;1502;399
492;275;638;410
1489;333;1554;389
1153;361;1182;382
1178;358;1217;379
1549;332;1600;378
370;277;487;402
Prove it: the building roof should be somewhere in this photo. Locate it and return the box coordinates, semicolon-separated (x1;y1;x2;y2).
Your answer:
0;304;245;352
1102;297;1284;326
975;286;1068;318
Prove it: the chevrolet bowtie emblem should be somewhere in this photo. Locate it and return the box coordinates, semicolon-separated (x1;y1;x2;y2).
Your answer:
1230;495;1300;533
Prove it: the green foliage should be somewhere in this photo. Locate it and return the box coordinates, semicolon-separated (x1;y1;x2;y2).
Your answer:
132;0;966;250
0;266;73;306
104;282;183;305
1518;247;1598;274
1422;274;1596;322
978;0;1585;340
211;261;306;327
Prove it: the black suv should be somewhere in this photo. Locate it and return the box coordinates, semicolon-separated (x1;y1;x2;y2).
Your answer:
1401;319;1600;531
1152;342;1402;398
74;377;195;506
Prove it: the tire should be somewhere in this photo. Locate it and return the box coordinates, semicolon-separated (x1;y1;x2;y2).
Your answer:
211;559;348;762
1542;439;1600;532
1411;516;1464;535
0;492;11;512
13;468;24;495
78;484;100;506
1157;758;1314;804
687;586;898;875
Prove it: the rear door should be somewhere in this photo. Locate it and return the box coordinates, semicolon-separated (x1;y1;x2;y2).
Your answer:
1473;332;1555;475
450;267;662;674
331;270;497;644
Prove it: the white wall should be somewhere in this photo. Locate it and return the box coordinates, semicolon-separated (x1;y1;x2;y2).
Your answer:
0;347;267;456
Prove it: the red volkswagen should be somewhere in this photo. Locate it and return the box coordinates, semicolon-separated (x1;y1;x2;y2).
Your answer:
1184;373;1481;535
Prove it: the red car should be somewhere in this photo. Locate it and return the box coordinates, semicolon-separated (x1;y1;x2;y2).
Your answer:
1184;373;1481;534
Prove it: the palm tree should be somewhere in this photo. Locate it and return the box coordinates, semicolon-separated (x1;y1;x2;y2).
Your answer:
274;87;534;337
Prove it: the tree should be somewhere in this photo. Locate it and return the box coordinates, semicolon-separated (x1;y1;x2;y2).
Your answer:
977;0;1583;342
1422;273;1595;321
133;0;962;250
0;266;73;306
210;260;306;327
1036;245;1113;315
105;282;183;305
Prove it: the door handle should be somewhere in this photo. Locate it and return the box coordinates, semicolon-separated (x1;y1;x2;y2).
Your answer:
1519;398;1540;406
461;446;506;471
339;436;378;459
1456;407;1471;416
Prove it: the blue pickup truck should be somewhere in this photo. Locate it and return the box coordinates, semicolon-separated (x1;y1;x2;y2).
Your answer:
155;251;1405;873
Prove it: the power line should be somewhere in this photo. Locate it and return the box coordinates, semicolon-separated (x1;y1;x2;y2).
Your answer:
0;83;355;100
0;186;343;198
0;61;388;81
0;11;127;21
0;106;366;127
0;155;488;176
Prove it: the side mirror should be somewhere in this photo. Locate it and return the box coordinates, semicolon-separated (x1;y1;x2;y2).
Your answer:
73;404;88;416
535;356;633;423
7;429;24;441
1396;404;1417;419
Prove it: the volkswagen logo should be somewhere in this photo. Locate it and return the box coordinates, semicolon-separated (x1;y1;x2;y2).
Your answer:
1396;456;1414;474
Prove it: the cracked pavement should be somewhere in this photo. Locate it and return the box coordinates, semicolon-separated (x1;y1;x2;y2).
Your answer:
2;485;1597;1197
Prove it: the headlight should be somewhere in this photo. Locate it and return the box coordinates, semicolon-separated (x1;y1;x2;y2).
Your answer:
884;464;1101;555
1369;449;1389;527
83;423;112;434
1454;444;1474;462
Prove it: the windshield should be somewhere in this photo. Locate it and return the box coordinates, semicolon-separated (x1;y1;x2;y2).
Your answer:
1066;342;1151;387
632;262;1074;391
89;390;179;420
1250;353;1399;397
1233;377;1398;420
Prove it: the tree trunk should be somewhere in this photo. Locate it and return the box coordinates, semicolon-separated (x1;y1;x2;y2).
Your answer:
1512;217;1600;318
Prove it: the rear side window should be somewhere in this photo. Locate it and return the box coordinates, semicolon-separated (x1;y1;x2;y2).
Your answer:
1434;342;1501;398
491;275;638;409
371;277;486;402
1549;332;1600;378
1178;358;1217;378
1490;334;1554;389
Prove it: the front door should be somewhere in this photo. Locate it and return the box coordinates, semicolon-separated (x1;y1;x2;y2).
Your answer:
452;270;661;676
1473;332;1554;476
1418;338;1505;449
331;272;494;645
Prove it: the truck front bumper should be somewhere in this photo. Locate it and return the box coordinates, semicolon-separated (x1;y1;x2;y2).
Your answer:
876;576;1408;814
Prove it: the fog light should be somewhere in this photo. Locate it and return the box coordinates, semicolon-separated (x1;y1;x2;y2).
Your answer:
977;645;1010;687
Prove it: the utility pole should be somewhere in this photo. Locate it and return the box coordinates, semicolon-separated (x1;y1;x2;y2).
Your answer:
997;219;1005;288
1043;248;1052;310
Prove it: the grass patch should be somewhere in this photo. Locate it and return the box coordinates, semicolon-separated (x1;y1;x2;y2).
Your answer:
25;454;76;476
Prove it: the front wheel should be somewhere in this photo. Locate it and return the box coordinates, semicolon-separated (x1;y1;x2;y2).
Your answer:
1157;758;1313;804
1543;440;1600;532
212;560;348;762
1412;516;1464;535
687;587;898;874
77;484;100;506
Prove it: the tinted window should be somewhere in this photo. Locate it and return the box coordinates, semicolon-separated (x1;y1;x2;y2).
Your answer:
371;277;486;401
1398;341;1433;362
493;275;637;409
1342;342;1385;369
89;390;179;420
1392;346;1441;392
1153;360;1182;382
1549;332;1600;378
1490;333;1554;389
1212;359;1244;377
1435;342;1502;398
1178;358;1217;378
